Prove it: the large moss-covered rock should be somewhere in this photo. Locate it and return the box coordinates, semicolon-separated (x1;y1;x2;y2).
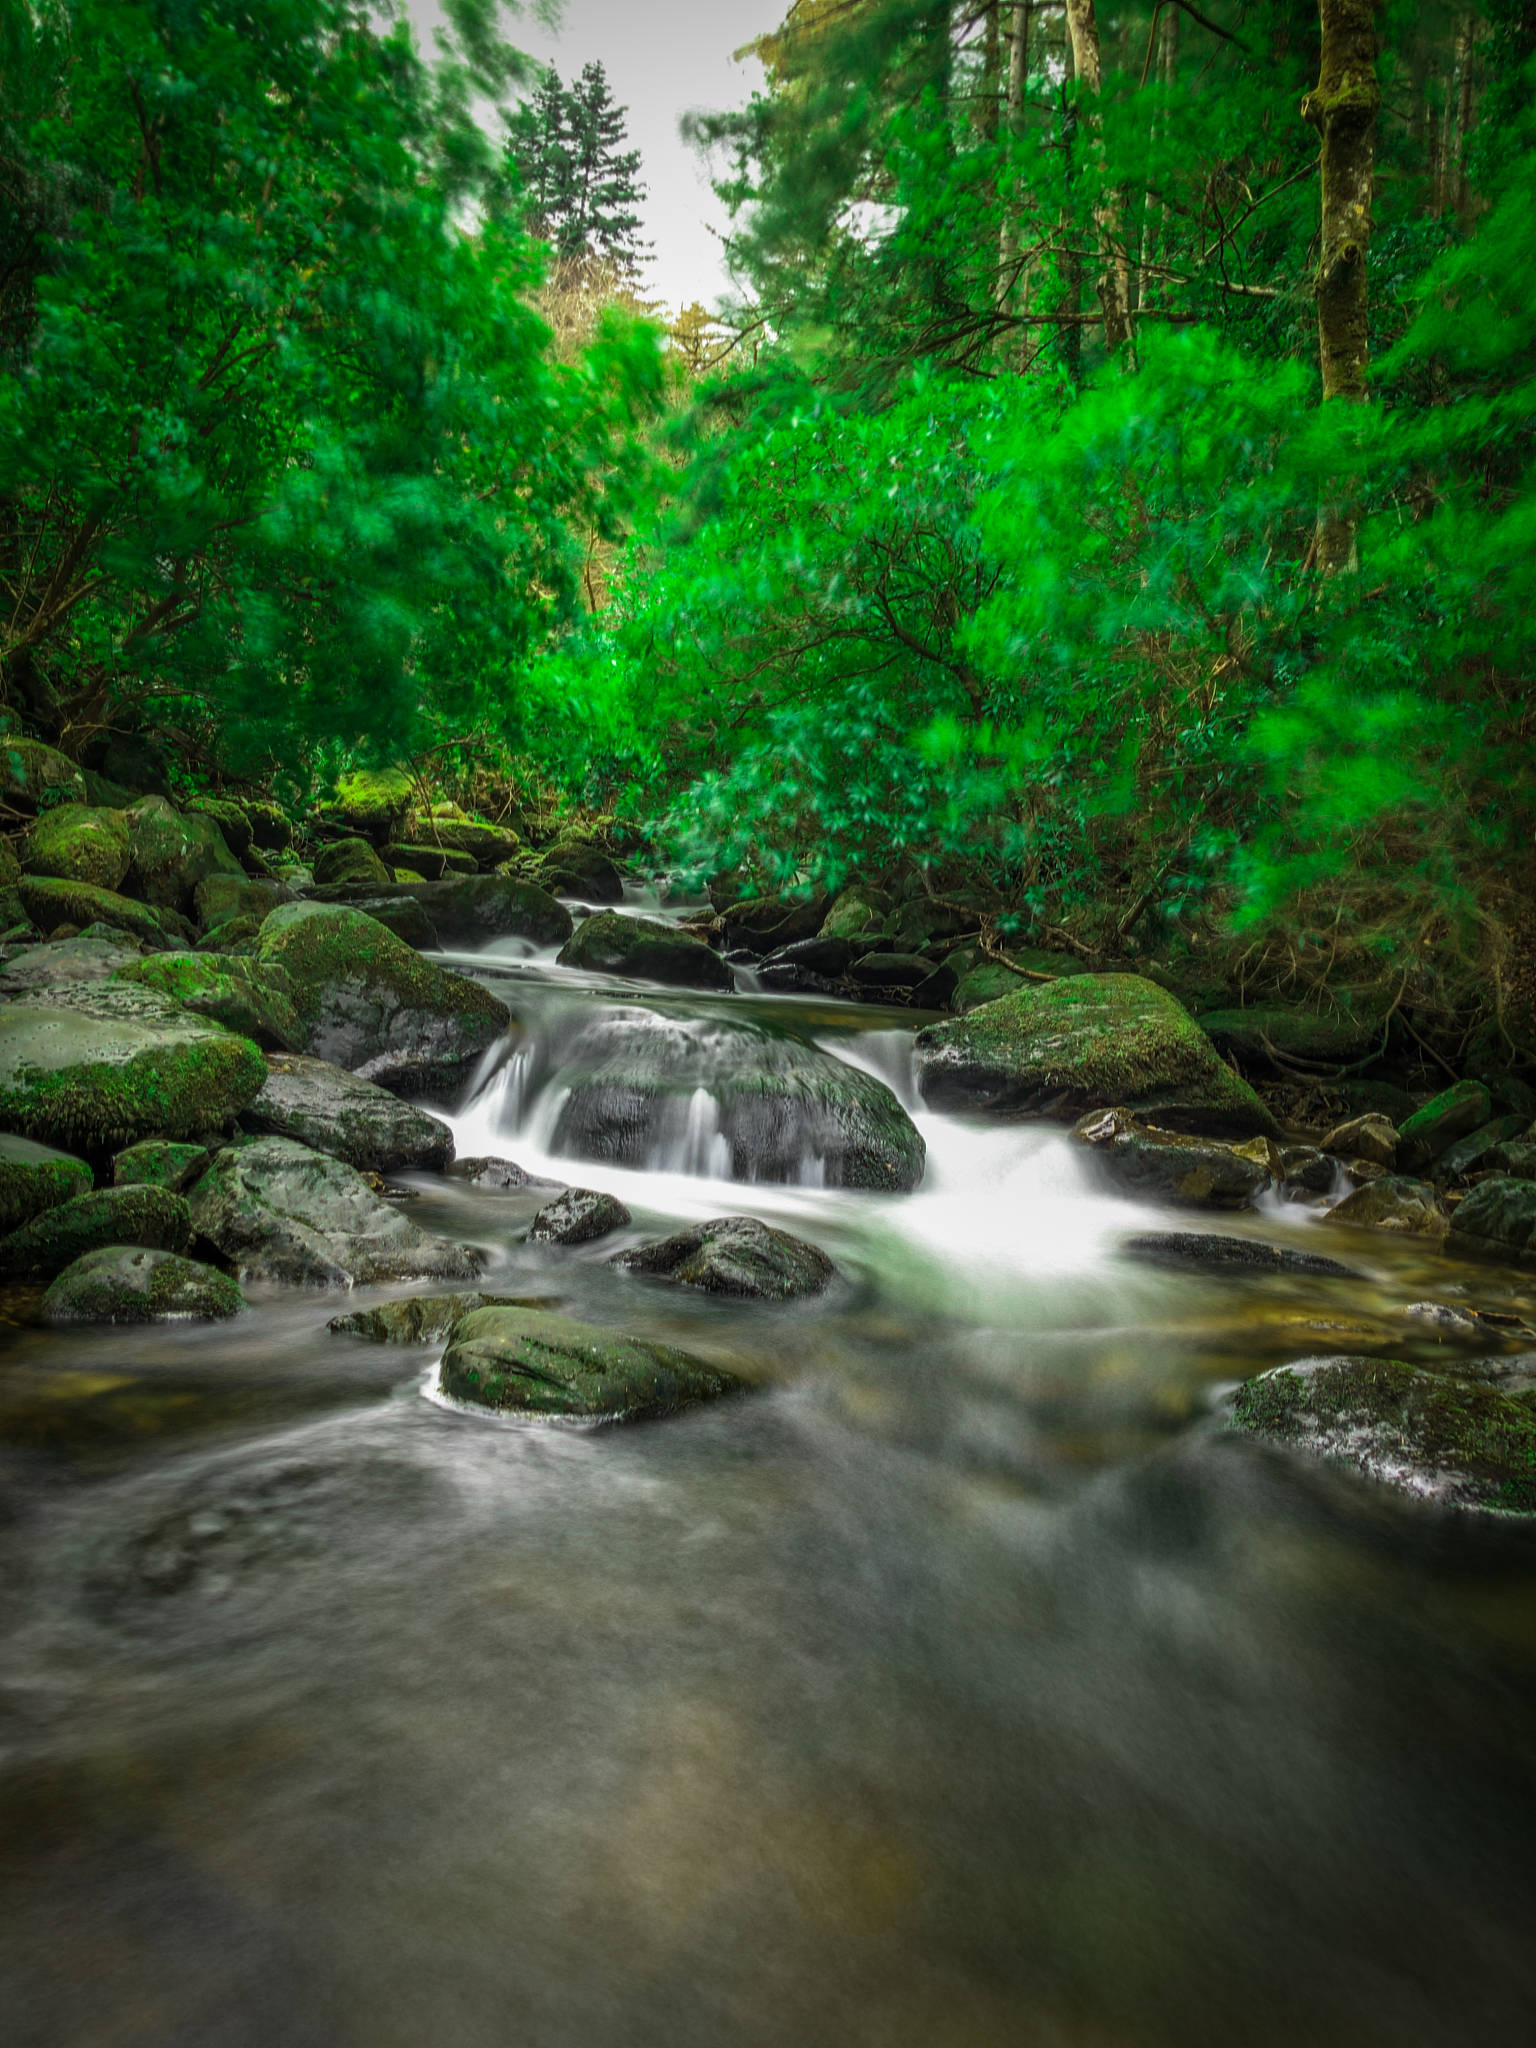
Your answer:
439;1305;742;1421
240;1052;453;1172
23;804;132;890
1327;1174;1450;1238
244;799;294;852
1070;1107;1280;1209
384;842;477;880
0;1182;191;1280
0;930;143;994
255;902;509;1094
313;837;392;889
0;982;267;1152
125;796;243;915
720;891;830;954
1229;1356;1536;1513
185;796;252;858
1197;1003;1386;1069
193;871;283;930
404;814;519;866
188;1135;482;1287
537;841;626;903
527;1187;630;1246
309;874;572;951
914;973;1276;1136
2;738;85;812
113;1138;210;1192
559;911;733;990
953;964;1028;1013
114;951;300;1051
42;1245;242;1323
612;1215;834;1299
1446;1176;1536;1270
0;1132;92;1232
323;768;413;841
818;885;890;944
1398;1079;1494;1172
17;875;189;947
330;1291;536;1344
542;1006;925;1192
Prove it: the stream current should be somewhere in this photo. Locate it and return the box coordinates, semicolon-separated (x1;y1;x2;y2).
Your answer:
4;887;1536;2045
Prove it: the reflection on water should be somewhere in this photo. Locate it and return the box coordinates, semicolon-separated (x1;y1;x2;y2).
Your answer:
3;943;1536;2046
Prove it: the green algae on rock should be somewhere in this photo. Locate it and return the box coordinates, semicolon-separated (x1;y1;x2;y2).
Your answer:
558;912;733;991
17;875;188;947
1071;1108;1280;1209
439;1305;743;1421
42;1244;242;1323
0;1182;192;1280
0;1132;93;1233
115;951;301;1051
3;737;85;811
113;1138;211;1193
611;1215;834;1299
240;1052;453;1173
125;795;243;915
329;1291;544;1344
914;973;1276;1136
23;804;132;891
1229;1356;1536;1513
0;982;267;1152
313;838;393;889
256;901;509;1095
1397;1079;1495;1173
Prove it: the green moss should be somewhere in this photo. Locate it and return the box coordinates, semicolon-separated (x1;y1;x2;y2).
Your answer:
326;768;413;836
41;1244;242;1322
115;952;300;1050
439;1306;742;1420
557;911;734;991
312;837;392;888
0;1182;192;1280
0;1132;93;1232
112;1139;212;1193
23;804;132;890
3;738;85;810
257;901;507;1028
384;842;478;878
17;875;185;946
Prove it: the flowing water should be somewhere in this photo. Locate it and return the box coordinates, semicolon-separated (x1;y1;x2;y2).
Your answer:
4;891;1536;2046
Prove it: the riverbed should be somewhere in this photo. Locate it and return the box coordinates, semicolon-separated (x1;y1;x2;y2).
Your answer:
4;895;1536;2046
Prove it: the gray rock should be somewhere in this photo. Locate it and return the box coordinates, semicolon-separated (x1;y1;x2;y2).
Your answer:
0;931;145;994
1071;1108;1280;1209
527;1188;630;1245
240;1053;453;1173
1446;1175;1536;1270
439;1306;742;1420
42;1245;242;1322
1327;1175;1450;1239
1122;1231;1358;1277
114;951;302;1051
0;1132;93;1233
1320;1113;1398;1168
113;1139;211;1193
188;1135;483;1288
0;1183;192;1280
329;1291;537;1343
558;911;734;991
611;1215;834;1299
1397;1080;1493;1173
125;795;243;915
447;1155;549;1191
311;874;571;950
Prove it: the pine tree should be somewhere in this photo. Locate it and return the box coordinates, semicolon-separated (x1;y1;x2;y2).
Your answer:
506;61;649;279
504;65;575;243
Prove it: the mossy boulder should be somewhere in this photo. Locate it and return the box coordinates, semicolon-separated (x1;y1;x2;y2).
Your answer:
0;982;266;1154
439;1305;742;1421
914;973;1276;1137
244;800;293;851
330;1291;533;1344
1071;1108;1281;1210
185;796;252;858
1196;1003;1386;1070
324;768;413;841
1327;1174;1449;1238
611;1215;834;1299
193;871;283;930
1122;1232;1356;1278
847;950;931;991
0;838;19;887
240;1052;454;1173
384;842;477;880
1229;1356;1536;1513
538;841;626;903
0;1182;192;1280
0;1132;92;1232
197;915;266;956
313;838;393;889
113;1139;211;1193
23;804;132;890
17;875;189;947
114;951;301;1052
3;738;85;812
1397;1079;1494;1172
256;901;510;1095
526;1187;630;1246
0;930;143;995
558;911;733;991
953;964;1028;1013
125;796;243;915
1433;1114;1528;1183
818;885;890;944
188;1135;483;1287
720;891;831;954
42;1245;242;1323
403;814;519;865
389;874;571;950
544;1005;926;1192
1446;1176;1536;1270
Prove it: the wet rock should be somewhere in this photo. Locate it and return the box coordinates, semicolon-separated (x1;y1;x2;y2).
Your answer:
761;934;854;979
315;874;571;950
240;1053;454;1173
0;930;144;994
0;981;267;1152
1446;1176;1536;1270
915;974;1276;1137
0;1183;192;1280
439;1305;742;1420
1401;1301;1536;1343
755;962;843;997
536;841;626;904
329;1291;537;1343
447;1155;547;1191
1122;1232;1359;1278
1397;1079;1493;1173
3;737;85;812
612;1215;834;1299
188;1135;482;1287
124;795;243;916
42;1245;242;1323
308;894;438;951
312;837;392;889
1433;1115;1528;1183
256;902;509;1096
1278;1144;1335;1198
558;912;733;991
17;875;189;948
848;951;932;990
384;842;477;880
114;951;302;1051
193;871;284;930
721;890;830;953
1327;1175;1450;1238
1488;1140;1536;1180
1321;1113;1399;1168
113;1138;211;1193
1228;1355;1536;1513
404;814;520;866
1072;1109;1280;1209
0;1132;93;1232
22;803;132;890
527;1187;631;1245
546;1007;925;1192
818;885;891;944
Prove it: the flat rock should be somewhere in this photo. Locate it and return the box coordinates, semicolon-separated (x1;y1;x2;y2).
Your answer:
611;1215;834;1299
526;1188;630;1246
0;1132;93;1233
240;1053;453;1173
0;931;145;994
0;1183;192;1280
439;1305;742;1421
1122;1232;1359;1278
1071;1108;1280;1209
42;1245;242;1323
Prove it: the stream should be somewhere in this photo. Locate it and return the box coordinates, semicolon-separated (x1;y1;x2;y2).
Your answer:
4;886;1536;2046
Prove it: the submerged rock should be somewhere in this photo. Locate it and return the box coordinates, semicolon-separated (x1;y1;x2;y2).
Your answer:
527;1188;630;1246
558;911;733;991
612;1215;835;1299
1327;1175;1450;1239
439;1306;742;1421
914;974;1276;1136
1071;1108;1280;1209
0;1183;192;1280
0;1132;93;1233
115;951;302;1050
188;1135;482;1287
113;1139;211;1192
542;1007;925;1192
1229;1355;1536;1513
239;1052;454;1173
1122;1232;1358;1278
42;1245;242;1323
1446;1176;1536;1270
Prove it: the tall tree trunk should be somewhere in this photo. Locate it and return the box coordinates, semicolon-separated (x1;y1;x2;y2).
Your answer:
1063;0;1133;353
1302;0;1380;571
1449;12;1477;224
997;3;1030;309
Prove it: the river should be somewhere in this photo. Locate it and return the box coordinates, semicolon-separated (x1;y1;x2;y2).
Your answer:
3;891;1536;2046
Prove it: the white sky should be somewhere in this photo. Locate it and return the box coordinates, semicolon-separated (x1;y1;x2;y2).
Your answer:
405;0;772;314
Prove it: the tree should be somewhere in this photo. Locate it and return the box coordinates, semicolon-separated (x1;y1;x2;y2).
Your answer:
506;60;649;279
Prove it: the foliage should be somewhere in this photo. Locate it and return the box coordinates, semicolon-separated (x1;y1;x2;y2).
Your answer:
505;58;649;279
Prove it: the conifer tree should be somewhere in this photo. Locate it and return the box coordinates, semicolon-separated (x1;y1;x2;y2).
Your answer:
506;60;649;278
